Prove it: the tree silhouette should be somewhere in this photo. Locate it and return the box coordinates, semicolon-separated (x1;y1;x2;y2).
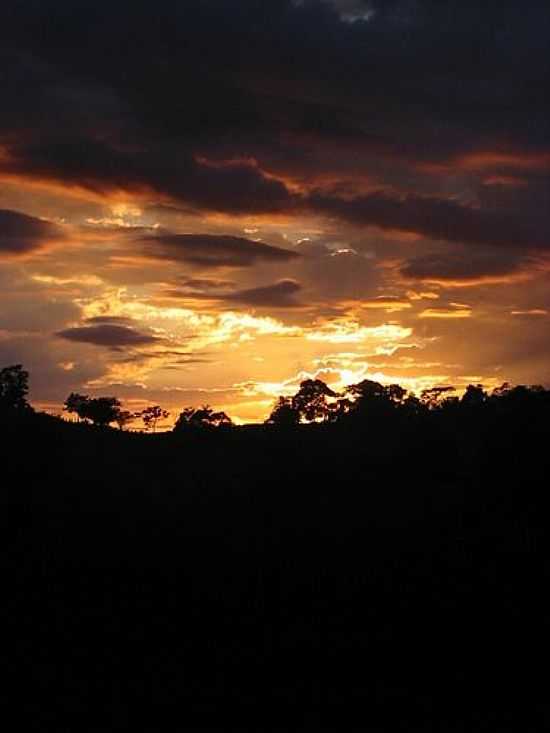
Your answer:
492;382;511;398
83;397;122;427
386;384;408;404
138;405;170;432
266;396;300;427
420;386;456;410
291;379;337;423
342;379;407;419
63;393;122;427
174;404;232;433
347;379;388;402
401;393;425;418
115;410;134;431
63;392;90;421
0;364;30;411
461;384;487;408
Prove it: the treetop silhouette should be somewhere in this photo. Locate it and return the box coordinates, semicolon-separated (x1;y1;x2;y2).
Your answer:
0;364;30;412
63;392;122;427
173;405;233;433
138;405;170;433
3;362;550;434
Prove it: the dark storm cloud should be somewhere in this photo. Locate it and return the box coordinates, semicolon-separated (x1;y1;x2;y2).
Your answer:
141;234;300;268
1;1;549;270
55;324;161;348
400;250;536;284
308;191;550;251
328;0;375;22
2;1;549;178
5;139;293;215
0;209;62;255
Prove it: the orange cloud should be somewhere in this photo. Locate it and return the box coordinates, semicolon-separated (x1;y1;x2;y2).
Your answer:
418;308;471;319
511;309;548;316
419;150;550;175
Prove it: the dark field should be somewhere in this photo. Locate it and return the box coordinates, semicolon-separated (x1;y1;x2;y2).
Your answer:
3;398;549;729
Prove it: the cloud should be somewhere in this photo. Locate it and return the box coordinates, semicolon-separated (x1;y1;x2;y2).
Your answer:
306;318;412;344
0;266;82;332
140;233;300;268
168;279;303;308
360;296;412;312
204;312;302;345
330;0;376;23
55;324;161;348
0;208;63;256
85;315;136;326
3;137;294;215
400;250;539;287
178;277;235;291
2;2;549;202
221;279;303;308
308;191;550;251
406;291;440;301
0;333;105;403
0;3;549;278
511;309;548;317
418;308;472;319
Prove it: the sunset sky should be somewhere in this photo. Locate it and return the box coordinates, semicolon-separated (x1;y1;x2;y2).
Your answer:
1;0;549;424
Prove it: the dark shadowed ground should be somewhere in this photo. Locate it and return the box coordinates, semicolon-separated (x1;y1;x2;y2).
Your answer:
3;400;549;729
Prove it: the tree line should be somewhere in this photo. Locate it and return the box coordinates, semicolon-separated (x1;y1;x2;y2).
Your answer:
1;362;549;432
63;393;170;432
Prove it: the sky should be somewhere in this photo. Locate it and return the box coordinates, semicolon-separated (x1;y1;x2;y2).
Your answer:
1;0;550;425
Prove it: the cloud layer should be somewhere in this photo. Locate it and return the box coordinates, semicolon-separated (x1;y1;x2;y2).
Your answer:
56;322;161;349
0;209;63;255
141;234;300;268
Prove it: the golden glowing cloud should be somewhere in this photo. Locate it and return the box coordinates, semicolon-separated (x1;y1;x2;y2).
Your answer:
511;309;548;316
418;308;472;319
306;319;412;344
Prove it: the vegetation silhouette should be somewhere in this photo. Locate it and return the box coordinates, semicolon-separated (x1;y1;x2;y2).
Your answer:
3;364;550;728
114;409;134;431
0;364;31;411
137;405;170;433
287;377;338;422
173;404;233;434
265;395;300;427
63;392;122;427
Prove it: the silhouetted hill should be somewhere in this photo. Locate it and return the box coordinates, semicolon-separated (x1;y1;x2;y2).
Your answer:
3;402;549;729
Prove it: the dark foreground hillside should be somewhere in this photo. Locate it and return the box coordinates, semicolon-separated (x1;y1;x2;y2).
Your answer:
3;406;549;729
